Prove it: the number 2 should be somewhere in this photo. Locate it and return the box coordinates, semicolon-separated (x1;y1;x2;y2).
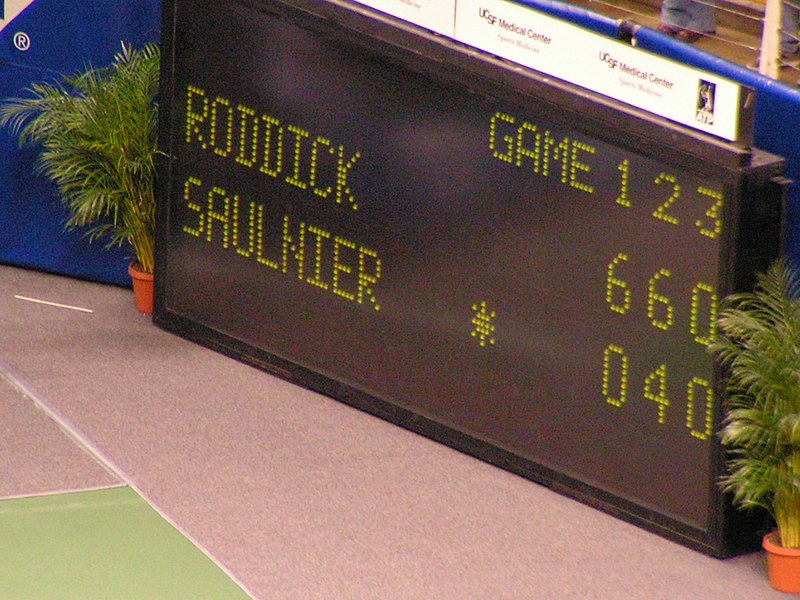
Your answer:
652;173;680;225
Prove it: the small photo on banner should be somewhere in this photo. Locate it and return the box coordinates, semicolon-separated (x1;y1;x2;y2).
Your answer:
696;79;716;125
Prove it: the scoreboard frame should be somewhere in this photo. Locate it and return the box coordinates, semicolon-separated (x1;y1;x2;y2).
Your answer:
154;0;787;556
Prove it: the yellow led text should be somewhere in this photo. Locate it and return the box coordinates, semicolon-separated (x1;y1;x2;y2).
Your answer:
489;111;596;194
185;84;362;210
183;176;381;310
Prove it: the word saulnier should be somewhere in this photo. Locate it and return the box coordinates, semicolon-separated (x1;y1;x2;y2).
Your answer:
182;176;382;311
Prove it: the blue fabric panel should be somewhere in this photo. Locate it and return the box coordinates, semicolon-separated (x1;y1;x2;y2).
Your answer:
0;64;133;284
0;0;160;73
0;0;160;286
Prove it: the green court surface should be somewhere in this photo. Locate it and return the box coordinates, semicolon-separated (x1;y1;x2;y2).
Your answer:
0;486;251;599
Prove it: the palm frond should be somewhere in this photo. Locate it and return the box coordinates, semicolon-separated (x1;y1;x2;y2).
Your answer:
0;41;159;273
710;258;800;547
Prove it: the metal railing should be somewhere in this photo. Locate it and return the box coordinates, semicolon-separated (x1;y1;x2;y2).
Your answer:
577;0;799;83
756;0;799;78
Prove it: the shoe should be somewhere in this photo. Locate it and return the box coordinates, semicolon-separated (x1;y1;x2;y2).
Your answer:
658;23;678;36
676;29;713;43
657;23;711;43
784;46;800;66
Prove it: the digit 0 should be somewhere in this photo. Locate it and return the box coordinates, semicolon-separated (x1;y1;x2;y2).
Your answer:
602;344;628;408
690;283;718;346
687;377;714;441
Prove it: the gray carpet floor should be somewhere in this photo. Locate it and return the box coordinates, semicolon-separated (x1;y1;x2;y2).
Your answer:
0;374;120;500
0;265;788;599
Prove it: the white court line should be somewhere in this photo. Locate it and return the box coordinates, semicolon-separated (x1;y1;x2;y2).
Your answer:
14;295;94;313
0;361;256;599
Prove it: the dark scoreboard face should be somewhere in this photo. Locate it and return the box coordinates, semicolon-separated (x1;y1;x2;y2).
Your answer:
156;0;783;553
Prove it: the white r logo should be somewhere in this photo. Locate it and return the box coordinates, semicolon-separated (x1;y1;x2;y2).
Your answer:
14;31;30;51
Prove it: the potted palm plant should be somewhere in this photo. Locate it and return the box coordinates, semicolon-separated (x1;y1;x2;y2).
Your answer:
710;258;800;592
0;42;159;313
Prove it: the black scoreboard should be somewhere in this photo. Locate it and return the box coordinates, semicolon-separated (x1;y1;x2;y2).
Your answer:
155;0;787;555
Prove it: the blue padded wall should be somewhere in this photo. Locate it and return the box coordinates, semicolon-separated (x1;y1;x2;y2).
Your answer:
0;0;160;286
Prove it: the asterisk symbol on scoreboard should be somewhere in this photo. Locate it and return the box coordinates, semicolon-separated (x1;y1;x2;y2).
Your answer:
471;301;496;347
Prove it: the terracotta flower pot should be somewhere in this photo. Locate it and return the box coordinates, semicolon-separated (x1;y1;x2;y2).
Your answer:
128;262;154;315
764;531;800;593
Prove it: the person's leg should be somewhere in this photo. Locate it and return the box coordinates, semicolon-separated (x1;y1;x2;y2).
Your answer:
684;1;716;33
781;1;800;56
661;0;690;29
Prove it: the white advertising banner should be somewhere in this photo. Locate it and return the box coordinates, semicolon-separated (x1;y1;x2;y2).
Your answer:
454;0;742;142
348;0;456;36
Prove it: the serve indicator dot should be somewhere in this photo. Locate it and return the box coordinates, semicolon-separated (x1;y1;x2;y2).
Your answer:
471;301;496;347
